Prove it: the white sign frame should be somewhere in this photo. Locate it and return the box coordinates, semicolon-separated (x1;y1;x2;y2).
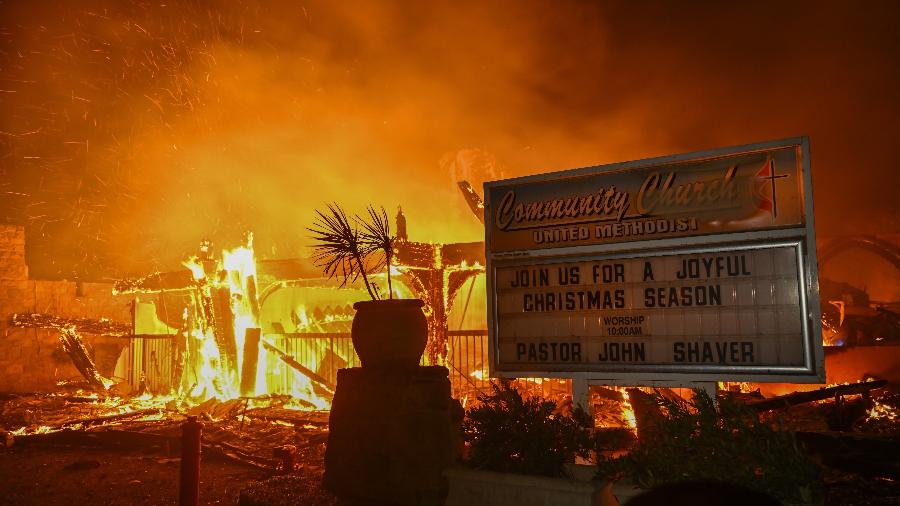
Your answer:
484;137;824;383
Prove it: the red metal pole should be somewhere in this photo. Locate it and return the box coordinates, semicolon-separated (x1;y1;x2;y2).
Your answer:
179;415;203;506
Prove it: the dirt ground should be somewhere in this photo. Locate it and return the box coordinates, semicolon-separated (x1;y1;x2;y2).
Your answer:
0;444;266;505
2;442;900;505
0;443;342;506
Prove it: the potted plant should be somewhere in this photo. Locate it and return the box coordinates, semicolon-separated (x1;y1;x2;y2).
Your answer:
308;203;427;368
596;389;821;505
445;380;618;506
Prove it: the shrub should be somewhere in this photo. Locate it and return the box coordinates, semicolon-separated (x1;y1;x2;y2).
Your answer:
462;380;593;478
596;389;820;503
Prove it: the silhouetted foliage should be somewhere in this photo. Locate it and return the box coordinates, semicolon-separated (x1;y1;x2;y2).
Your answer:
308;203;395;300
462;380;594;478
356;205;395;299
597;389;820;503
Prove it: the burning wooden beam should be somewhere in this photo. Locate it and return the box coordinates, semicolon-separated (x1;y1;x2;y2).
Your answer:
456;180;485;223
210;286;238;379
113;270;196;294
260;340;335;395
246;275;261;322
58;327;109;390
746;380;888;412
240;328;261;396
10;313;130;337
55;408;161;430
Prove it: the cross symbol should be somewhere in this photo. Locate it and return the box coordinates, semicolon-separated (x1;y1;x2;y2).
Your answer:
759;158;789;218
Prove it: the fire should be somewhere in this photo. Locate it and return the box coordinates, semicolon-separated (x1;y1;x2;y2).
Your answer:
221;239;261;392
284;374;331;411
171;235;335;409
867;398;899;423
11;425;54;436
8;389;176;436
294;305;312;330
822;300;846;346
592;386;638;433
183;257;206;281
621;390;638;432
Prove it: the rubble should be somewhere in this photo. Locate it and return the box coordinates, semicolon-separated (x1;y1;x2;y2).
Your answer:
0;391;330;474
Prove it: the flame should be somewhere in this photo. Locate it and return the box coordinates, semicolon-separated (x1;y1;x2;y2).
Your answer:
183;256;206;281
621;390;638;432
175;236;267;402
285;375;331;410
11;425;55;436
719;381;755;393
867;398;898;423
591;386;638;433
189;326;234;399
294;304;311;330
171;235;340;410
221;238;260;380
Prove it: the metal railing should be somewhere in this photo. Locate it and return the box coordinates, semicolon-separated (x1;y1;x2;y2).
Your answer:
446;330;571;404
123;330;571;403
121;336;175;394
268;333;359;394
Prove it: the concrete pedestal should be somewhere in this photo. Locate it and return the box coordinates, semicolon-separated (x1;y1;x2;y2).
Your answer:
324;366;456;505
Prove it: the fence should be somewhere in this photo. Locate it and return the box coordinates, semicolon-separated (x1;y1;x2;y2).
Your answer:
122;330;571;403
118;336;176;394
446;330;571;404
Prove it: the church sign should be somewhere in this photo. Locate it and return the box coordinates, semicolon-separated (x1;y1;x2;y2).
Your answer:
484;138;824;382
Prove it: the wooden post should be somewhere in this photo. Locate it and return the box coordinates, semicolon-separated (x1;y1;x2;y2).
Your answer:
179;416;203;506
210;287;237;378
240;328;261;396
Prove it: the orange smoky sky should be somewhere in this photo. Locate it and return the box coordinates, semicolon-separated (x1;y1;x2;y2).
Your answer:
1;0;899;279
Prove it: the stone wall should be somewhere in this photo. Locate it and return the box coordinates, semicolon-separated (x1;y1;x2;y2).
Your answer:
0;225;133;393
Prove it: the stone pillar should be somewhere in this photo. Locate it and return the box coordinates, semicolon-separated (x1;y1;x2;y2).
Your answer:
0;225;30;392
324;366;457;505
0;225;28;285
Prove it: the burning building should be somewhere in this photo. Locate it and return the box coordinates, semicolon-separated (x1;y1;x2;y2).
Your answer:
2;1;900;503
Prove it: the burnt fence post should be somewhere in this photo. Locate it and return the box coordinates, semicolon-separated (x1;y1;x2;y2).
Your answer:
179;415;203;506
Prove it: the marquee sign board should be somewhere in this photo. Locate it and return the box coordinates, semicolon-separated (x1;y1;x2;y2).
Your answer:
484;137;824;382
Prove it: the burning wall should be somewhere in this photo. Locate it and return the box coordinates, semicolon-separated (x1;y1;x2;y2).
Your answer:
0;224;133;392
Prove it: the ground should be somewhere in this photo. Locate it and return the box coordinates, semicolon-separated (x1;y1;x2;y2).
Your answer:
1;391;899;505
0;443;338;506
0;394;338;506
0;445;264;505
3;443;900;505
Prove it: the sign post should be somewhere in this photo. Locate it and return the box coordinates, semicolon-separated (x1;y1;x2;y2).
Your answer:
484;138;823;401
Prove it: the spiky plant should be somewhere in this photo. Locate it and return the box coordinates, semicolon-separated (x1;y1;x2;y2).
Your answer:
358;205;395;299
463;380;594;477
308;203;378;300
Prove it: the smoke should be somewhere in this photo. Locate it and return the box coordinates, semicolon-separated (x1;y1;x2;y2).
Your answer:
1;0;899;278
